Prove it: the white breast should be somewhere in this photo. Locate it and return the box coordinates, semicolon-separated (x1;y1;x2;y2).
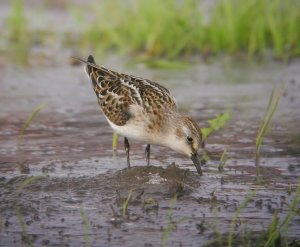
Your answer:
104;104;154;143
106;116;149;141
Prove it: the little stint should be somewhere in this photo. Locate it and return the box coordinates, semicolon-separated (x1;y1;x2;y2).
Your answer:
75;55;203;175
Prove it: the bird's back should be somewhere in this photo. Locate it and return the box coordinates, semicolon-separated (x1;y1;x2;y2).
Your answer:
84;55;177;126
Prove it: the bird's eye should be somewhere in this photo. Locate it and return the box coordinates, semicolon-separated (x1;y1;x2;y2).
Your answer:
187;136;193;144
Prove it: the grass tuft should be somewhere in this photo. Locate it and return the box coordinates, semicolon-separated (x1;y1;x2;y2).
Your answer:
17;103;46;173
161;194;178;247
257;182;300;247
122;190;132;218
112;131;118;153
15;176;45;247
19;103;46;139
201;112;230;141
5;0;31;65
255;86;284;175
16;207;33;247
16;176;45;195
218;149;228;172
277;182;300;237
80;207;91;247
227;190;256;247
70;0;300;62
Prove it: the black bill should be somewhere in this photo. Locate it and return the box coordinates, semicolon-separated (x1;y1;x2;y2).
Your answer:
191;153;202;175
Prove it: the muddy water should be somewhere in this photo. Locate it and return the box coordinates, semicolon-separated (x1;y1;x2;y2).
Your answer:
0;57;300;246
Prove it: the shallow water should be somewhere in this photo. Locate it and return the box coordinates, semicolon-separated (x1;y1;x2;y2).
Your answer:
2;0;300;244
0;53;300;246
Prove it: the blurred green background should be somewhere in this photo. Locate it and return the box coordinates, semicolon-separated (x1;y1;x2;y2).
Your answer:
1;0;300;66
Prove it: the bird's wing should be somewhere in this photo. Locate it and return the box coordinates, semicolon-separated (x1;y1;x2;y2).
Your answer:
74;55;177;126
119;73;177;113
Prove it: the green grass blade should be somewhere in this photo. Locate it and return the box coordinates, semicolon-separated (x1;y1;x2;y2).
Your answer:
80;207;90;247
255;89;275;153
227;190;256;247
112;131;118;152
16;176;45;195
218;149;228;172
122;190;132;218
19;103;46;139
279;182;300;232
201;112;230;141
16;206;33;247
162;194;177;247
255;87;284;164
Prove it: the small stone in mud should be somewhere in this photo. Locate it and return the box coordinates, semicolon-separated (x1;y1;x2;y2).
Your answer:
289;78;295;85
255;199;263;209
32;214;39;221
18;162;30;174
21;234;37;244
267;203;275;214
143;197;159;212
109;217;124;227
26;220;33;226
96;224;103;229
196;220;206;233
42;239;50;245
4;219;9;227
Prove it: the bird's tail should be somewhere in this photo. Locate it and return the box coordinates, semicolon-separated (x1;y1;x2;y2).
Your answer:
71;55;119;100
71;55;99;74
71;55;103;91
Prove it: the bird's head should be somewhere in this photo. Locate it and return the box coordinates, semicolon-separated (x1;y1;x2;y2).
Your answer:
165;116;203;175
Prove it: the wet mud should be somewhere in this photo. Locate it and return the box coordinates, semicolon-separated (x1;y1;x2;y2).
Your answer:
1;1;300;245
1;54;300;246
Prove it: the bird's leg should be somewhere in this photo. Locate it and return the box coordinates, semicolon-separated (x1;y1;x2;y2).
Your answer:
145;144;150;166
124;137;130;168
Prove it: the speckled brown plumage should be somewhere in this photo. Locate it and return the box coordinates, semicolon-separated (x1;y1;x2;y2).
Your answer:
85;55;176;126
